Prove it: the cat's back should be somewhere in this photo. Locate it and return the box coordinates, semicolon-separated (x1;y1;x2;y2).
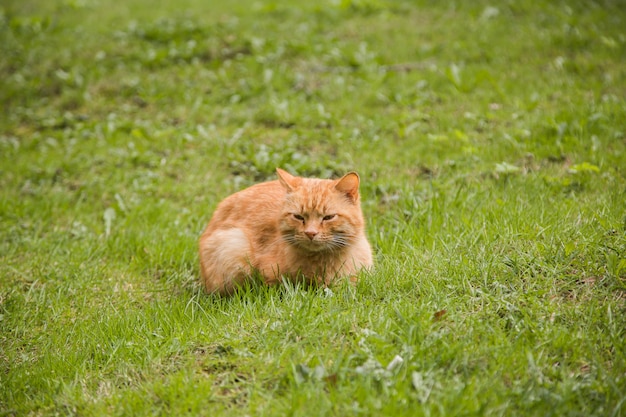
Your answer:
208;180;285;227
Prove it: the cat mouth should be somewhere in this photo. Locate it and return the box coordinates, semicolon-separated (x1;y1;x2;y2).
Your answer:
282;234;339;253
294;238;332;252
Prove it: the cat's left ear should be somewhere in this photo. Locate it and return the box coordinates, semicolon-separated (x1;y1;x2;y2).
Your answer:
276;168;299;192
335;172;360;202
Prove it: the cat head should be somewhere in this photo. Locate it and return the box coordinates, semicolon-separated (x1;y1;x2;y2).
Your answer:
276;168;365;253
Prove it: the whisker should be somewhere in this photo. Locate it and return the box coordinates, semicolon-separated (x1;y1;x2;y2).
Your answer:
280;231;355;254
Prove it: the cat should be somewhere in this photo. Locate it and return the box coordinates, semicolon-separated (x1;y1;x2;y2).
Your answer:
199;168;373;295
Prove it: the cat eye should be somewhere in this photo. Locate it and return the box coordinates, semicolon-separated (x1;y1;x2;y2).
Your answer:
292;214;305;222
322;214;336;221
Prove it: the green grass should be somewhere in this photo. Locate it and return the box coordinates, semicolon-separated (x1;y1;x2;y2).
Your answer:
1;0;625;415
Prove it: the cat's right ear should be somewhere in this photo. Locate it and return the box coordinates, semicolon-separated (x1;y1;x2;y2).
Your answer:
276;168;298;192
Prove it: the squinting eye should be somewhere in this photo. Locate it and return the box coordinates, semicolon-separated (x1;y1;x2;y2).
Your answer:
323;214;336;221
293;214;305;222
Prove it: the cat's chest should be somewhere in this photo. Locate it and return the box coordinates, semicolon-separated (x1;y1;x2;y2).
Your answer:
251;232;351;281
284;250;347;279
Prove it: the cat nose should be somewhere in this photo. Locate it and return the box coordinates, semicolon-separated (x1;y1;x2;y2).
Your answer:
305;230;318;240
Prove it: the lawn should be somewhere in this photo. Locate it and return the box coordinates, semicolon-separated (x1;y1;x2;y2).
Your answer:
1;0;625;415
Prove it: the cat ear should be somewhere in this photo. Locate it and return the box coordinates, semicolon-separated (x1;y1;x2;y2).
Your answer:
276;168;299;191
335;172;360;202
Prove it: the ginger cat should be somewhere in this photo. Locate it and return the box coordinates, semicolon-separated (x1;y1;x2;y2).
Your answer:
199;168;373;295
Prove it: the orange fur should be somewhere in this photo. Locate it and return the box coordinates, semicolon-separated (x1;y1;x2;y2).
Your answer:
199;168;373;295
